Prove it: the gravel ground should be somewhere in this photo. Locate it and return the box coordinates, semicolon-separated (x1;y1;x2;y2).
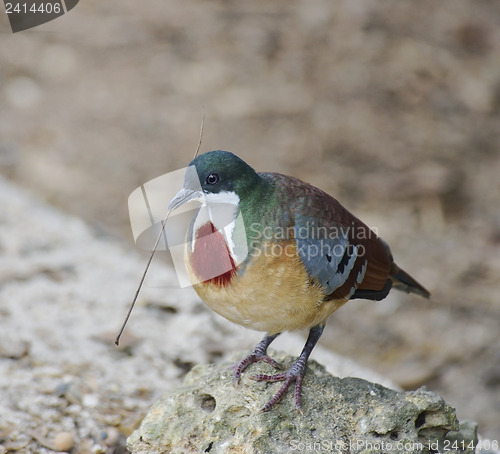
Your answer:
1;0;499;444
0;177;398;452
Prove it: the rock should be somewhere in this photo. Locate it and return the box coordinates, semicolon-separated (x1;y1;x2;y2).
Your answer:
53;431;74;452
102;426;121;447
128;352;477;454
0;335;29;359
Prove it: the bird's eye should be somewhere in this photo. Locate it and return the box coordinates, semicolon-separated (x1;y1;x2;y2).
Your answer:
206;173;219;185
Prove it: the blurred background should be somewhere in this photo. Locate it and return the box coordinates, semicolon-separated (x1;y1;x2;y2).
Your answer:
1;0;499;439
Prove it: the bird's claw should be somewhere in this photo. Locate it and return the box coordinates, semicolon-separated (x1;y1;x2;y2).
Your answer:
230;353;284;386
251;367;305;412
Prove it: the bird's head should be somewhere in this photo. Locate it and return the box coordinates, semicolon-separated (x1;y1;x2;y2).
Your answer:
168;150;260;211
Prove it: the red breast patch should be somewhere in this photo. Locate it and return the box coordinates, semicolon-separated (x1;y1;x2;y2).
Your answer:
190;222;236;287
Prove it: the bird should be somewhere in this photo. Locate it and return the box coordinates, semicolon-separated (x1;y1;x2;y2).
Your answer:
167;150;430;412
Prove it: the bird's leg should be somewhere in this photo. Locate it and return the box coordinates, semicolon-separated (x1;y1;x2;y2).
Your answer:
251;324;324;412
230;333;283;385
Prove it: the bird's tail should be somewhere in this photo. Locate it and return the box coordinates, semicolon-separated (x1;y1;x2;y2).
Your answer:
390;263;430;299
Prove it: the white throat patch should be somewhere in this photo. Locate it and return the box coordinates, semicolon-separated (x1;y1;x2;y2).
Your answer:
203;190;240;207
191;191;247;264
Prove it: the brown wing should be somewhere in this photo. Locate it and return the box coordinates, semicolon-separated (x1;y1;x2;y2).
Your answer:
261;172;393;301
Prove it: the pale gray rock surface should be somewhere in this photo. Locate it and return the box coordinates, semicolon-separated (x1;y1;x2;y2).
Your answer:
128;353;477;454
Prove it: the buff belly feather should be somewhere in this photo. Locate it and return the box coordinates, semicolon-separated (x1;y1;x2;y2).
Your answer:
186;230;348;334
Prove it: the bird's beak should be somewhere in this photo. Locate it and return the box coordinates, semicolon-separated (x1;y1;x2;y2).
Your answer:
167;187;203;211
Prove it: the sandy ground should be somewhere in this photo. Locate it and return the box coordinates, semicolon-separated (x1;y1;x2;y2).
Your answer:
1;0;499;444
